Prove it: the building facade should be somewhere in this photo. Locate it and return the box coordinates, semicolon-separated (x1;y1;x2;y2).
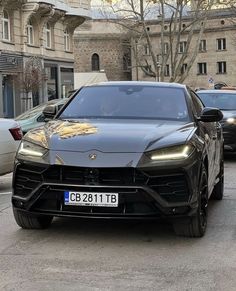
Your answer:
133;10;236;90
0;0;91;118
74;8;236;91
74;20;132;82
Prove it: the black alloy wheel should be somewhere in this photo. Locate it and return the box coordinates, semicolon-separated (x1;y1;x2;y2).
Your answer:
173;165;208;237
13;208;53;229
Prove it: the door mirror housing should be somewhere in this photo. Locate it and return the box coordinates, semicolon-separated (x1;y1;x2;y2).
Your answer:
198;107;223;122
43;105;57;121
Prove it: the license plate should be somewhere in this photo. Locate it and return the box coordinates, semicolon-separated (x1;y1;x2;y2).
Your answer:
64;191;118;207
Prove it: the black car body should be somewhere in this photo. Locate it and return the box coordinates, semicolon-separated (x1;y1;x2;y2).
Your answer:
197;89;236;151
12;82;224;237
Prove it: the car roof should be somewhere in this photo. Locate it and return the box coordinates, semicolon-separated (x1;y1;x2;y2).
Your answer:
84;81;187;89
197;89;236;94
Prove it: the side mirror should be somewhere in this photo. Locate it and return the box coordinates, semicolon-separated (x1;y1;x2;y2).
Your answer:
198;107;223;122
43;105;57;121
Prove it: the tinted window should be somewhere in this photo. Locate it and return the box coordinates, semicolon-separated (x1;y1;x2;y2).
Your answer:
59;85;190;121
198;92;236;110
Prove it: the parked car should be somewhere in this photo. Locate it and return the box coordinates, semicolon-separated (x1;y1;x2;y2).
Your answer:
12;82;223;237
197;89;236;151
15;99;67;134
0;119;22;176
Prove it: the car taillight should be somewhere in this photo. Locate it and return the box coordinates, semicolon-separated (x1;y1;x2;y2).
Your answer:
9;126;23;141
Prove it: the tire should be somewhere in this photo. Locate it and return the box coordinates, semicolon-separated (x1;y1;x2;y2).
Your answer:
13;208;53;229
173;165;208;237
211;160;224;200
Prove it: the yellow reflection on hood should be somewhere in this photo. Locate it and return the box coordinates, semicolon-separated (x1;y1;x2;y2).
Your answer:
26;129;48;148
51;121;98;139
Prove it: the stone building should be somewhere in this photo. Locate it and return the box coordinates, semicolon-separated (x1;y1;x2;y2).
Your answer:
0;0;91;118
74;6;236;90
74;20;131;82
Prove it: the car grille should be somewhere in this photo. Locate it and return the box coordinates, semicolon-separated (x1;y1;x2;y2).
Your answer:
14;164;190;212
147;175;189;203
14;164;46;198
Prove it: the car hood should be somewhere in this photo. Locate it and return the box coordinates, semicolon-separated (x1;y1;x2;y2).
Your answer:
221;110;236;119
25;119;195;153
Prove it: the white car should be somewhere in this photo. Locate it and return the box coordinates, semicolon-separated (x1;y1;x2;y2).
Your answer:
0;118;22;176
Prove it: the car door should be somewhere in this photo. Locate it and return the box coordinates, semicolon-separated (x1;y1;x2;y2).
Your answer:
189;90;218;192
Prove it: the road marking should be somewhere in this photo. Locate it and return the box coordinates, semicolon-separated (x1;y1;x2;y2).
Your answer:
0;192;12;195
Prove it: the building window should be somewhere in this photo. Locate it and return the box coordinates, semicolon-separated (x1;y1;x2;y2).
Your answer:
164;64;170;76
181;63;187;74
144;44;150;55
197;63;207;75
164;42;169;54
179;41;187;53
46;23;52;48
217;61;227;74
27;20;34;45
123;52;131;71
92;53;100;71
64;29;70;51
199;40;206;52
2;10;10;41
217;38;226;50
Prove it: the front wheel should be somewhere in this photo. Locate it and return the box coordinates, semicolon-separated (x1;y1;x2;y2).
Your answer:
173;165;208;237
13;208;53;229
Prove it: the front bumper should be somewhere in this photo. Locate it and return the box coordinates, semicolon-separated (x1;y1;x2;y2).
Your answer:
12;161;200;219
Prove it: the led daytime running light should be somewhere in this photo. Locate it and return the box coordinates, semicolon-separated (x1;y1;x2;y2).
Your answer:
19;143;45;157
151;145;191;161
226;117;235;124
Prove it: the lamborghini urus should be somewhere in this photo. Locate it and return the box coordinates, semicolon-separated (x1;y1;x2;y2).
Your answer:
12;82;224;237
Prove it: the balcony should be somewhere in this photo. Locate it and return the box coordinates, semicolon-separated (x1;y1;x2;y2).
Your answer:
25;0;91;18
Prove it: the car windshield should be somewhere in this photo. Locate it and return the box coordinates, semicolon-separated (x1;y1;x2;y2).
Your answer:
59;85;190;121
198;92;236;110
15;103;47;120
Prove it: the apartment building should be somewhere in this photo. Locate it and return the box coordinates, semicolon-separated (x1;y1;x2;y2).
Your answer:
0;0;91;117
134;9;236;90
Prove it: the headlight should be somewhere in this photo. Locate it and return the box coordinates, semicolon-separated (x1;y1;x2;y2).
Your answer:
226;117;236;124
18;141;48;158
146;145;195;161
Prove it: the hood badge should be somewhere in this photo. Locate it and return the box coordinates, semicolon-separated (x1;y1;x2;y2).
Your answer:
89;153;97;160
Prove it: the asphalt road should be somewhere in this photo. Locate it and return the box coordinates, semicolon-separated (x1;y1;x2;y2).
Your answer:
0;156;236;291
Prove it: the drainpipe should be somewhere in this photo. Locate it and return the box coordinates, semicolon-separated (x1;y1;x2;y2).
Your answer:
0;73;3;117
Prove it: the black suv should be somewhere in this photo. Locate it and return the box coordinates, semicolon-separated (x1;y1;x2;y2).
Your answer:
12;82;223;237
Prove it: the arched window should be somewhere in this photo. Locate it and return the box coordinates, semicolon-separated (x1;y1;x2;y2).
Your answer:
91;53;100;71
64;29;70;51
123;52;131;71
46;23;52;48
2;10;10;41
27;20;34;45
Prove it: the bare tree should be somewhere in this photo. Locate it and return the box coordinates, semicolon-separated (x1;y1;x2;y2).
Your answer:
101;0;216;82
19;57;44;110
